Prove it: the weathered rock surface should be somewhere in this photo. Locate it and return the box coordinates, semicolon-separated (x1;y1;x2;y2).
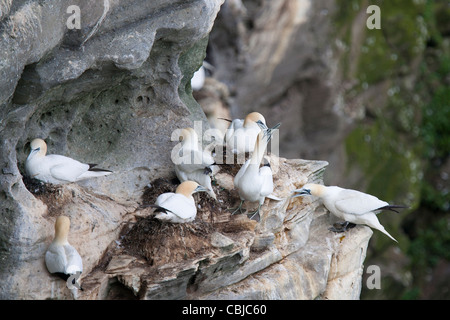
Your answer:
0;0;224;299
69;156;371;300
0;0;373;300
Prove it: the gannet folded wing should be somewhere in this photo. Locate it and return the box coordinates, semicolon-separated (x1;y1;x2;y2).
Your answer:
334;189;389;215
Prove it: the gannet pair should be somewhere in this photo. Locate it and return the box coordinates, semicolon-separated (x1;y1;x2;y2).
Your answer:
45;216;83;294
25;138;112;185
231;120;281;221
223;112;267;154
292;184;407;242
142;181;208;223
174;128;217;199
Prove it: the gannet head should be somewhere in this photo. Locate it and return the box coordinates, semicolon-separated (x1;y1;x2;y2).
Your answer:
176;181;208;198
54;215;70;245
291;183;325;198
244;112;266;127
179;127;199;146
28;138;47;158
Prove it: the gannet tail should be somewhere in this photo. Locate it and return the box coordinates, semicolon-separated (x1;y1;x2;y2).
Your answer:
376;205;408;213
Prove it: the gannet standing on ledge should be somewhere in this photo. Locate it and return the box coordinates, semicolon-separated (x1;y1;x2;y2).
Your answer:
291;184;407;242
231;121;281;221
45;216;83;296
173;128;217;200
223;112;267;154
25;138;112;185
142;181;208;223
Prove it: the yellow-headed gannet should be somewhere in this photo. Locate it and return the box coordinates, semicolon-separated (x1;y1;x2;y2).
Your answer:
292;184;407;242
174;128;217;199
45;216;83;291
231;120;281;221
143;181;208;223
25;138;112;185
223;112;267;154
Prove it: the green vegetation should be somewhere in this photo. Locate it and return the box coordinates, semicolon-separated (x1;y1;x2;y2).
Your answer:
335;0;450;299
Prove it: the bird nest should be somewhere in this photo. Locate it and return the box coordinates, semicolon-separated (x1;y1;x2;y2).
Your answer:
22;175;69;217
120;171;252;267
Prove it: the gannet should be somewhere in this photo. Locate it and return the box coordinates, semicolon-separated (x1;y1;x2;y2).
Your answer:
45;216;83;291
143;181;208;223
291;184;407;242
231;121;281;221
25;138;112;185
174;128;217;199
191;61;214;91
223;112;267;154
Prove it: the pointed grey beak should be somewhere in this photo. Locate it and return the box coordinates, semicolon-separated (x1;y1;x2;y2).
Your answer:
194;185;208;193
27;147;40;159
291;188;311;198
257;121;281;141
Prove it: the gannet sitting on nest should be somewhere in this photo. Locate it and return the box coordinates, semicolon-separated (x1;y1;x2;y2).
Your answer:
25;138;112;184
142;181;208;223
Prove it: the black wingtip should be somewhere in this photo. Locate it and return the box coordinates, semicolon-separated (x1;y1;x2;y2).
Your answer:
88;167;113;173
139;204;172;214
378;205;409;213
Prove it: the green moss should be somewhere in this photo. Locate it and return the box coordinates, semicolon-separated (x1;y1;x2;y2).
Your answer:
334;0;427;90
177;35;209;125
345;121;421;205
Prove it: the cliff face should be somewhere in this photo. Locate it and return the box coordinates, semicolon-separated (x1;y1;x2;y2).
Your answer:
0;0;224;299
0;0;372;300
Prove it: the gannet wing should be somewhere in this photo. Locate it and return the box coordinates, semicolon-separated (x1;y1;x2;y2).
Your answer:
234;158;250;188
64;244;83;274
225;119;244;142
335;190;389;215
48;155;90;182
155;193;175;206
45;245;67;274
259;166;274;197
160;194;196;219
177;149;215;173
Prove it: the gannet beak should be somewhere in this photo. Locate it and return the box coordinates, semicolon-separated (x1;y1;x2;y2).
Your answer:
194;185;208;193
256;120;268;130
27;147;40;159
264;122;281;141
291;188;311;198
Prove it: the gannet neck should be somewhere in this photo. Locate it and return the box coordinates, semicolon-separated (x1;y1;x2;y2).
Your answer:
54;216;70;244
175;181;199;198
244;112;266;127
250;131;268;166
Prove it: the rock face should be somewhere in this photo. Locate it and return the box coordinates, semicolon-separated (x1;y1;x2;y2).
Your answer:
0;0;224;299
71;157;372;300
0;0;372;300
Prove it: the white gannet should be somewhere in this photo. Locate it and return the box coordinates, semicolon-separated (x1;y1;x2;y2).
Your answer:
143;181;208;223
231;120;281;221
25;138;112;185
223;112;267;154
174;128;217;199
191;61;214;91
45;216;83;292
291;184;407;242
